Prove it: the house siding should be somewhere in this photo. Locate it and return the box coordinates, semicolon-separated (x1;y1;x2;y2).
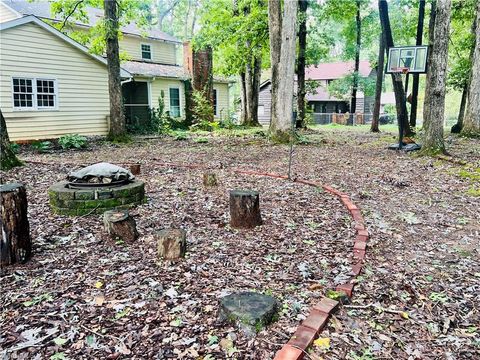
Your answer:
0;22;110;141
120;35;177;65
149;79;229;120
258;83;271;126
0;3;18;23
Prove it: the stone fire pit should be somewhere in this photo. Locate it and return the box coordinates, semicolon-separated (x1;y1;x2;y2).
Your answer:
48;163;145;216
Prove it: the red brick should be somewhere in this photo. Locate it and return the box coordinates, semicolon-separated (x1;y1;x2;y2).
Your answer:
357;229;368;237
353;249;366;260
351;262;363;276
301;310;329;333
273;345;304;360
354;241;367;251
313;297;339;314
287;325;317;350
356;234;369;242
351;209;363;222
336;283;354;297
346;202;359;211
354;222;365;231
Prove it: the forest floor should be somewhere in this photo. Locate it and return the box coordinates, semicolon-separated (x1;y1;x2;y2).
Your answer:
0;125;479;360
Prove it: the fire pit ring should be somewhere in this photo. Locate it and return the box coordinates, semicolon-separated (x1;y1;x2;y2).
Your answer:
48;180;145;216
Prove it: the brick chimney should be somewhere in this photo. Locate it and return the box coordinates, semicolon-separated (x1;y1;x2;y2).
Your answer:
183;42;193;76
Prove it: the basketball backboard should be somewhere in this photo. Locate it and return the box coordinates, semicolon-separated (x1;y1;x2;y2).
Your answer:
386;45;428;73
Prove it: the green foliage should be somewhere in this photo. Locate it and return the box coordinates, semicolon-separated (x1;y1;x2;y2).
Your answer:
10;142;20;154
189;90;216;131
328;73;376;101
31;141;52;153
58;134;88;149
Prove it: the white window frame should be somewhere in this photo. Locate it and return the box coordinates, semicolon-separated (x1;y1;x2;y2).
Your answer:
141;43;152;61
11;76;58;111
168;87;181;118
213;89;218;117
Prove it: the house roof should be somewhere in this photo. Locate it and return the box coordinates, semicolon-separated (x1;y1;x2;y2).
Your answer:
305;61;373;80
122;60;233;83
0;15;131;78
2;0;181;43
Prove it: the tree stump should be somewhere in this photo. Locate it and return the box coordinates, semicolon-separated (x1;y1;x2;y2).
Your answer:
1;183;31;266
203;173;218;186
156;229;187;260
129;163;141;175
229;190;262;228
103;210;138;243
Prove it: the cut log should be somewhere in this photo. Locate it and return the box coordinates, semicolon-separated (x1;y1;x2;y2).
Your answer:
103;210;138;243
203;173;218;186
129;163;141;175
1;183;31;266
229;190;262;228
156;228;187;260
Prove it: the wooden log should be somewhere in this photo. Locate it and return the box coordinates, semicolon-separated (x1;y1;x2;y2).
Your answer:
129;163;141;175
1;183;31;266
156;228;187;260
103;210;138;243
203;173;218;186
229;190;262;229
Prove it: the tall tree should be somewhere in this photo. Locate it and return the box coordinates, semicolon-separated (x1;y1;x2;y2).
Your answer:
378;0;413;142
268;0;282;133
409;0;425;128
296;0;308;129
269;0;298;142
349;0;361;125
422;0;451;154
104;0;126;140
462;0;480;137
371;33;385;132
0;110;22;171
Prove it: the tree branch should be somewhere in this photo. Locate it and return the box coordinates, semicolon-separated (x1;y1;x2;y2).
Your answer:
59;0;85;31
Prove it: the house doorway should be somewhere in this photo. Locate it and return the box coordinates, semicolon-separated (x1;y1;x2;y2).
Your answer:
122;81;150;132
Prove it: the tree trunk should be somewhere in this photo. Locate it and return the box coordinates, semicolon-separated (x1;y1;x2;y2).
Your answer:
378;0;413;140
156;228;187;260
268;0;282;131
350;0;361;125
296;0;308;129
244;54;262;127
270;0;298;142
422;0;451;154
239;72;247;124
423;0;436;134
462;1;480;137
104;0;126;140
0;109;22;171
371;34;385;133
452;85;468;133
410;0;426;127
103;210;138;244
229;190;262;228
1;183;31;266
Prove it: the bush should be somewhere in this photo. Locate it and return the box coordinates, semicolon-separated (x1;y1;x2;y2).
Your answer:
190;119;220;132
58;134;88;149
10;142;20;154
149;92;188;134
191;90;215;129
31;141;52;153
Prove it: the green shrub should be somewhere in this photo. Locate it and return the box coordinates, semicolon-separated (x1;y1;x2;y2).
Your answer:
10;142;20;154
31;141;52;153
148;92;188;134
191;90;214;127
58;134;88;149
190;119;220;132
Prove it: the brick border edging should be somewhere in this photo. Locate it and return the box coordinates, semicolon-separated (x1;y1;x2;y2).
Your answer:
233;171;368;360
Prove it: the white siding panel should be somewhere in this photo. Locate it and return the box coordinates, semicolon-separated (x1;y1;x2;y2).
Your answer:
213;83;229;120
120;35;177;65
0;22;110;141
150;78;185;118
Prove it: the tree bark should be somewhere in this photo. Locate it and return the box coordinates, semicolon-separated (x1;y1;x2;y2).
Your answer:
452;85;468;133
1;183;31;266
462;1;480;137
103;210;138;244
243;55;262;127
156;228;187;260
269;0;298;142
296;0;308;129
410;0;426;127
350;0;361;125
423;0;436;134
104;0;126;140
268;0;282;132
229;190;262;228
0;109;22;171
378;0;413;140
239;72;247;124
422;0;451;154
371;34;385;133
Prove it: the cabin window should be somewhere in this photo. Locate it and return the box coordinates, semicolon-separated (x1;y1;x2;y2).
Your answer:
141;44;151;60
213;89;218;116
169;88;180;117
12;78;57;110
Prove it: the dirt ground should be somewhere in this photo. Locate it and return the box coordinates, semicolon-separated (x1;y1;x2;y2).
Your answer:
1;126;479;360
